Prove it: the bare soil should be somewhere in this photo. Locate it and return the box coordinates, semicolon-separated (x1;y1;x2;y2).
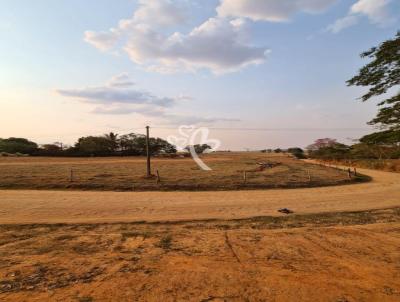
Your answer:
0;208;399;302
0;154;399;301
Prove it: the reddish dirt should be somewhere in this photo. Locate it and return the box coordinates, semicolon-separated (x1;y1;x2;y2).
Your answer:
0;209;399;302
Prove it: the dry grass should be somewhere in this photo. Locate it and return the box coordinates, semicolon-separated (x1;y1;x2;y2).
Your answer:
325;159;400;173
0;152;367;191
0;208;399;301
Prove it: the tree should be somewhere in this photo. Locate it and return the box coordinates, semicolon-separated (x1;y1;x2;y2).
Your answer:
104;132;119;152
118;133;176;156
359;130;400;160
184;144;211;154
348;31;400;135
0;138;38;154
306;139;350;160
75;136;115;156
306;138;337;151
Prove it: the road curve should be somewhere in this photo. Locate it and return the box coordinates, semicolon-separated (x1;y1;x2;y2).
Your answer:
0;167;399;224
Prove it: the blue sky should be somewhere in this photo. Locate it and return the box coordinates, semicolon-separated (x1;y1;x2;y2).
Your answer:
1;0;399;149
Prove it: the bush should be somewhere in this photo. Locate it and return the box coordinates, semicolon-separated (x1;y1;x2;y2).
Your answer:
287;148;306;159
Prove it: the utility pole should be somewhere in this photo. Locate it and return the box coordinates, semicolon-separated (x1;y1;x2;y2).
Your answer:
146;126;151;177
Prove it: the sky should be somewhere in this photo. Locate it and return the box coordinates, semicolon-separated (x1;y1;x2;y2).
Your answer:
1;0;399;150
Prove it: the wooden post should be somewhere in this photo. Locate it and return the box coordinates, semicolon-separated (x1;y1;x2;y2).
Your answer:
243;171;247;184
146;126;151;177
70;168;74;182
307;170;311;182
354;167;357;176
156;169;160;184
348;168;352;179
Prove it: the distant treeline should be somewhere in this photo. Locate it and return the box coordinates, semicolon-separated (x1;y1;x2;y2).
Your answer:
305;135;400;161
268;135;400;161
0;133;177;157
1;133;400;160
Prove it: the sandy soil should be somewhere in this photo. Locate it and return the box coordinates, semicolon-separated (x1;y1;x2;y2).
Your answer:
0;166;398;224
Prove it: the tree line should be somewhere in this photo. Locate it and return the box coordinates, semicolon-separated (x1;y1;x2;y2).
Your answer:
0;133;215;157
0;133;177;157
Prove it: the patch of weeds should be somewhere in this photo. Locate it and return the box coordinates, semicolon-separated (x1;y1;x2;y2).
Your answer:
155;235;173;251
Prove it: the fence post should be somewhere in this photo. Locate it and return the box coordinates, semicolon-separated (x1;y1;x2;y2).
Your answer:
307;170;311;182
348;168;352;179
156;169;161;184
243;171;247;184
354;167;357;176
70;168;74;182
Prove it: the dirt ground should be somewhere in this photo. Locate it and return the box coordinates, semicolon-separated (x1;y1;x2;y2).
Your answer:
0;165;398;224
0;153;364;191
0;157;399;301
0;208;399;302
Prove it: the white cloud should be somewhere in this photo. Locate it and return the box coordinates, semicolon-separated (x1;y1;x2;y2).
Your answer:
132;0;187;27
217;0;337;22
84;29;120;51
123;17;268;74
351;0;395;25
84;0;268;74
326;15;359;33
327;0;395;33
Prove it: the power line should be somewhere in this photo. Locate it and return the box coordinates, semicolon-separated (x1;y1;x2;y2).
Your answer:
150;127;371;132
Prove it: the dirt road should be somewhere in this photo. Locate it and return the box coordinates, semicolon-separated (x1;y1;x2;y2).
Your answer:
0;166;398;224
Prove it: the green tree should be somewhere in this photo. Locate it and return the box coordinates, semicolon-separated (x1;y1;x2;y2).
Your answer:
307;139;350;160
119;133;176;156
104;132;119;152
75;136;115;156
184;144;211;154
348;31;400;146
0;138;38;154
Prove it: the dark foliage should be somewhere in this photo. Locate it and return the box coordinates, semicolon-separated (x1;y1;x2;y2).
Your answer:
348;31;400;134
184;144;212;154
0;138;38;155
0;133;177;157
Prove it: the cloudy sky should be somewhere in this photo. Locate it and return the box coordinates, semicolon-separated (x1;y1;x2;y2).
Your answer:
1;0;399;149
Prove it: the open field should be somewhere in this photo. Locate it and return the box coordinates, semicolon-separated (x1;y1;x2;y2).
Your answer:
0;153;366;191
0;208;399;302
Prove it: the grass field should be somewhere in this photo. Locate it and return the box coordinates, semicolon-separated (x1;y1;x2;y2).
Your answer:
0;152;367;191
0;208;399;301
